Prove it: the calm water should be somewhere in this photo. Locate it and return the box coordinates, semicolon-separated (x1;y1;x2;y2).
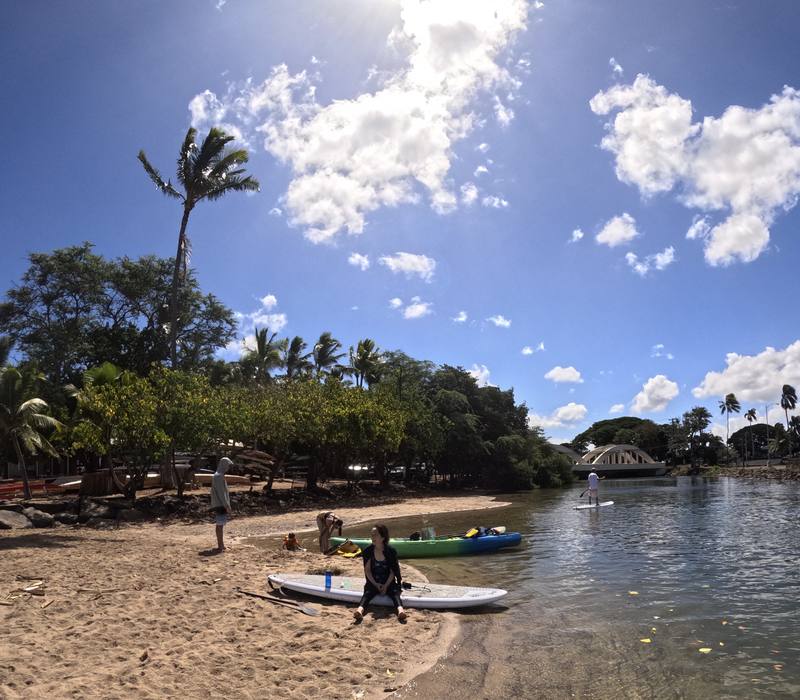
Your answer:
344;477;800;699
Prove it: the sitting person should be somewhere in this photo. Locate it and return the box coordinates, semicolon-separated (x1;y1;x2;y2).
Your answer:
316;511;343;553
282;532;305;551
353;524;407;623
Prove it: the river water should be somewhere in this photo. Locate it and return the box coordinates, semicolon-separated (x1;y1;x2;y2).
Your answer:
342;477;800;699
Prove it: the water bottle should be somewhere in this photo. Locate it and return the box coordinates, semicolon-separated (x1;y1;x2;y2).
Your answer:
324;570;332;590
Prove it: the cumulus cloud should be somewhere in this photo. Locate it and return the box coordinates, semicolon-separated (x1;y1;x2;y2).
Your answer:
625;246;675;275
460;182;479;205
469;363;493;387
569;228;584;243
692;340;800;402
651;343;675;360
379;252;436;282
487;314;511;328
191;1;528;243
477;142;490;153
348;252;370;271
528;402;588;429
482;195;509;208
631;374;679;413
522;342;545;355
609;403;625;414
402;296;433;319
609;57;624;76
452;310;468;323
591;75;800;265
474;164;489;177
544;365;583;383
259;294;278;309
389;297;403;309
494;96;515;126
596;212;639;247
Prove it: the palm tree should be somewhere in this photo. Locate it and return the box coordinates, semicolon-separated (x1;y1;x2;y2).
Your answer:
138;127;260;367
349;338;383;389
242;327;285;385
0;367;62;498
744;408;758;462
718;393;741;464
312;332;345;379
283;336;313;380
780;384;797;455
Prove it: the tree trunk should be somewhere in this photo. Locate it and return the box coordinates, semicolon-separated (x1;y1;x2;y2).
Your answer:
13;436;32;500
169;207;192;368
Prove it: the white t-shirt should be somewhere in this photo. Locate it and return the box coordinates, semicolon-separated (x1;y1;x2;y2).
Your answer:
588;472;599;489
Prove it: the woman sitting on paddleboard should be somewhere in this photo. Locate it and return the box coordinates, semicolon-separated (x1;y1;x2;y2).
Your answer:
353;524;407;623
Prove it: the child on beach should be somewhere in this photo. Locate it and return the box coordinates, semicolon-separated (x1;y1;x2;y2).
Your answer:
282;533;305;551
316;511;343;553
353;524;407;623
210;457;233;552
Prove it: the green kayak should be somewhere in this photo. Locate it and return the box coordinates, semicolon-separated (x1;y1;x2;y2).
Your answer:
328;532;522;559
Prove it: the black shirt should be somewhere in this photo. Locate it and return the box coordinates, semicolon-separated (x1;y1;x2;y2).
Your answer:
361;544;402;586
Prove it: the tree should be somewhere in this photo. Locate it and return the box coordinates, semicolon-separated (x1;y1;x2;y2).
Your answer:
718;393;741;464
138;127;259;366
241;327;285;385
312;332;345;379
0;367;62;497
683;406;712;472
348;338;383;389
744;408;758;462
283;336;313;380
780;384;797;455
0;336;12;367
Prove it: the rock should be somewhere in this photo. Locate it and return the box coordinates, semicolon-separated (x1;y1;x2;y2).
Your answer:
85;517;114;529
20;499;75;515
80;501;114;520
0;510;33;529
117;509;147;523
53;513;79;525
0;503;24;514
22;507;54;528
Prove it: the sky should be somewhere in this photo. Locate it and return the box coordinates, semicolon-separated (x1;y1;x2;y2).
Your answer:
2;0;800;444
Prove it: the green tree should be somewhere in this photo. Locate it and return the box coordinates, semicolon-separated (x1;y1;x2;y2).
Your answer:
312;332;345;379
348;338;383;389
0;367;62;497
780;384;797;455
283;336;313;380
683;406;712;473
138;127;259;367
0;337;12;367
719;393;741;464
241;327;285;385
744;408;758;462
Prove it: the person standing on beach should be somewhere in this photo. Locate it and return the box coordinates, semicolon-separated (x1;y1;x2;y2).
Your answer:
353;524;407;623
210;457;233;552
316;511;343;553
587;469;601;506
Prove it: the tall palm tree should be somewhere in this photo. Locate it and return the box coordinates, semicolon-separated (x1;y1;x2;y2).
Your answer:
138;127;260;367
243;327;285;385
0;367;62;498
718;393;741;464
780;384;797;455
312;332;345;379
349;338;383;389
744;408;758;462
283;336;313;380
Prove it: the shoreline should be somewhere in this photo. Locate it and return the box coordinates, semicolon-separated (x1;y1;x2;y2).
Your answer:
1;493;509;699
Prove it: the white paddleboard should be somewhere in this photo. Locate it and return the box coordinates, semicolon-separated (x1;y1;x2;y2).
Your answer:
575;501;614;510
267;574;507;609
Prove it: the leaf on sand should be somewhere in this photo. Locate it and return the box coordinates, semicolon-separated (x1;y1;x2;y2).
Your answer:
639;638;651;643
698;648;712;654
385;669;395;678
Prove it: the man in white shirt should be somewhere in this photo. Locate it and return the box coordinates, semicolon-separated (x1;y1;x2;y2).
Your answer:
587;470;600;506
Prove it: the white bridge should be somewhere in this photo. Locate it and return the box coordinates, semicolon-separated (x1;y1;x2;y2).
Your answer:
553;444;667;476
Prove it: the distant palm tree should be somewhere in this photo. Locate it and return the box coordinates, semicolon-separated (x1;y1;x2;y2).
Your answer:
313;332;345;379
719;393;741;464
243;327;284;385
744;408;758;462
780;384;797;455
138;127;259;367
283;336;313;380
349;338;383;389
0;367;62;498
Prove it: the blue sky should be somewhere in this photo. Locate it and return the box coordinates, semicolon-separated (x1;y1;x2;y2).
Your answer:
2;0;800;443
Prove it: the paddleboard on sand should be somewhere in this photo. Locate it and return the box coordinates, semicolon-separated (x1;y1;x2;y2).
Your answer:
574;501;614;510
267;574;507;609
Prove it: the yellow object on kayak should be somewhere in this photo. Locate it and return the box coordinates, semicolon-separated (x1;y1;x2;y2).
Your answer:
335;539;362;557
464;528;479;539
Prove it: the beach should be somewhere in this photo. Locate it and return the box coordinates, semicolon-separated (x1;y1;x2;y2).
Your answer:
0;494;508;699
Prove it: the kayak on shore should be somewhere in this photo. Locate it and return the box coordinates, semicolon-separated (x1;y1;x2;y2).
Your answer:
328;531;522;558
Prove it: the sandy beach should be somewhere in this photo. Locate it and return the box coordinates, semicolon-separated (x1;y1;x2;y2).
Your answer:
0;494;508;699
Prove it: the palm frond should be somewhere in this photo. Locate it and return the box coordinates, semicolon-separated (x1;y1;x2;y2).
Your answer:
18;397;49;416
203;176;260;201
176;128;198;190
192;128;235;185
209;149;250;179
28;413;63;433
138;151;182;200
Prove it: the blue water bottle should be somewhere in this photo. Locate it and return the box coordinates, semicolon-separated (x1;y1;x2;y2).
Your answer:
324;570;332;590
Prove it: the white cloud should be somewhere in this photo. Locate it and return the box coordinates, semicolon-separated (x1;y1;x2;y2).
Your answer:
544;366;583;383
651;343;675;360
191;2;529;243
609;403;625;414
596;212;639;247
591;76;800;265
692;340;800;403
259;294;278;309
402;296;433;319
528;402;588;429
269;207;283;217
474;165;489;177
250;312;288;332
609;57;624;76
460;182;479;205
469;363;493;387
487;314;512;328
389;297;403;309
482;195;509;208
521;346;533;355
477;142;490;153
218;297;288;360
494;96;515;126
569;228;584;243
625;246;675;276
452;310;468;323
215;0;226;10
379;252;436;282
348;252;370;271
631;374;679;413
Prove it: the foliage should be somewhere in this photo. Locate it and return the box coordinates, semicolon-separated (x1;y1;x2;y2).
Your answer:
570;416;668;461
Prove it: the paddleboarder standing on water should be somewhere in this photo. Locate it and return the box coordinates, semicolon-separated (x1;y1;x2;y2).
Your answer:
587;469;602;506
